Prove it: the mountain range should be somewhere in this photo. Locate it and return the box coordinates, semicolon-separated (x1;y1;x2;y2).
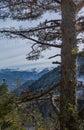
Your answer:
0;57;84;93
14;66;60;94
0;68;50;90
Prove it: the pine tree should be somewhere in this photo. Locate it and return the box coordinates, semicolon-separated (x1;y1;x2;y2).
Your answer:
0;0;84;130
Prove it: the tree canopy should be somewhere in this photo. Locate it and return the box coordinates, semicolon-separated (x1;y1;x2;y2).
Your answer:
0;0;84;60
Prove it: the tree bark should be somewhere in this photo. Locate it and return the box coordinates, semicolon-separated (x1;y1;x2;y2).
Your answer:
60;0;79;130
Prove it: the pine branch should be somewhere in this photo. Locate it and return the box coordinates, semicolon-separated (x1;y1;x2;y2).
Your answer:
0;1;30;9
0;28;62;48
0;24;61;33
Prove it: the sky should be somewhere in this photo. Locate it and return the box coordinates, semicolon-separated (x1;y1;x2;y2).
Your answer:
0;11;61;70
0;6;84;70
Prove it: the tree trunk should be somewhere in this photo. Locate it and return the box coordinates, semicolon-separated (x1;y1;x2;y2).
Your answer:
60;0;79;130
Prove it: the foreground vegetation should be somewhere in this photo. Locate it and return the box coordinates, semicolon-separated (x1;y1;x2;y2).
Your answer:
0;79;84;130
0;80;59;130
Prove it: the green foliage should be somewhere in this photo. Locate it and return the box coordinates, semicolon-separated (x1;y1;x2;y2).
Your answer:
68;104;76;114
19;101;59;130
0;81;21;130
71;47;78;55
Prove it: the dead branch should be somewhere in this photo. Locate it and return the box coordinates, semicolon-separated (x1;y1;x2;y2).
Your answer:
16;82;61;104
50;95;60;116
52;61;61;64
76;1;84;14
20;34;62;48
48;54;61;59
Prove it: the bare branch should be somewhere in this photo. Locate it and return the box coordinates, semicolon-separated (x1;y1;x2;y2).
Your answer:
76;1;84;14
18;33;62;48
52;61;61;64
76;20;84;33
50;95;60;116
0;24;61;33
21;34;62;48
44;19;61;25
16;82;61;104
48;54;61;59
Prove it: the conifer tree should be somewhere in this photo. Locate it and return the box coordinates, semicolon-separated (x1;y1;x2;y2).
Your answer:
0;0;84;130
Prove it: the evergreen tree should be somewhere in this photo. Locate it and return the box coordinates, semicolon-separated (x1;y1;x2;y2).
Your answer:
0;80;21;130
0;0;84;130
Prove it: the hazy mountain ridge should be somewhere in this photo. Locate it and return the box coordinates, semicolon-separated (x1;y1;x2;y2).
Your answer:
0;68;50;90
14;66;60;94
0;57;84;92
28;66;60;92
16;58;84;96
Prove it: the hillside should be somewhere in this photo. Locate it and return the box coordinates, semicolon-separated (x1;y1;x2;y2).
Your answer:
28;66;60;92
18;57;84;93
